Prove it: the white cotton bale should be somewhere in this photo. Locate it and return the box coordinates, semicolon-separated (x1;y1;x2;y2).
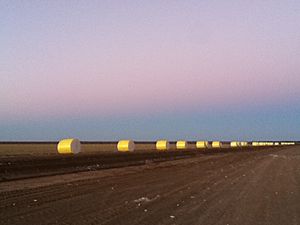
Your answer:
176;140;188;149
57;138;81;154
275;142;279;146
196;141;209;149
252;142;259;146
212;141;222;148
156;140;170;151
117;140;135;152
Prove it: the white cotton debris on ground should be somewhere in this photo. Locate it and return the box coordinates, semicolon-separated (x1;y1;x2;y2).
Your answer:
269;154;289;159
134;197;151;203
134;195;160;204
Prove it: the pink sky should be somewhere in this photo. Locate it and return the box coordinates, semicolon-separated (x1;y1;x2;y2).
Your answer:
1;0;300;122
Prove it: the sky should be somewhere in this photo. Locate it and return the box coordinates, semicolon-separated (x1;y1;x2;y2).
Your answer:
1;0;300;141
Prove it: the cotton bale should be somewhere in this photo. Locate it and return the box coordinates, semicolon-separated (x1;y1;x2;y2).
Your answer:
282;142;295;145
117;140;135;152
196;141;209;149
212;141;222;148
230;141;240;148
240;142;248;147
57;138;81;154
176;140;188;149
156;140;170;151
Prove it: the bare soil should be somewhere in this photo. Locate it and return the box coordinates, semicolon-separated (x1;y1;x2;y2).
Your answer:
0;146;299;225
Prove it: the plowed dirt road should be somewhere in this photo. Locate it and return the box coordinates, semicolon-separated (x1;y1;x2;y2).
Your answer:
1;147;299;225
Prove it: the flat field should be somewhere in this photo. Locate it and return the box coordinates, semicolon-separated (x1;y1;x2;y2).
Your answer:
0;144;299;225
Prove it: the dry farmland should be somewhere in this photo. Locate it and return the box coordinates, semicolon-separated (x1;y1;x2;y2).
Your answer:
0;142;299;225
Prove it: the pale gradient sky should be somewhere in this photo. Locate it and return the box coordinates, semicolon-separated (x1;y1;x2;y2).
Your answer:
1;0;300;140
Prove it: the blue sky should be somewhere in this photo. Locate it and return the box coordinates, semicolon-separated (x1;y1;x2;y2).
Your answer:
1;101;299;141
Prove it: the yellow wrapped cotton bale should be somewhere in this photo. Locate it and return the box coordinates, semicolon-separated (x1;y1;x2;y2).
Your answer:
196;141;209;149
212;141;222;148
57;138;81;154
230;141;240;148
259;142;266;146
281;142;296;145
252;142;259;146
240;142;248;147
117;140;135;152
156;140;170;151
176;140;188;149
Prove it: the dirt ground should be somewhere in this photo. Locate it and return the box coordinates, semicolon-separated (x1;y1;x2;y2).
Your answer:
0;146;299;225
